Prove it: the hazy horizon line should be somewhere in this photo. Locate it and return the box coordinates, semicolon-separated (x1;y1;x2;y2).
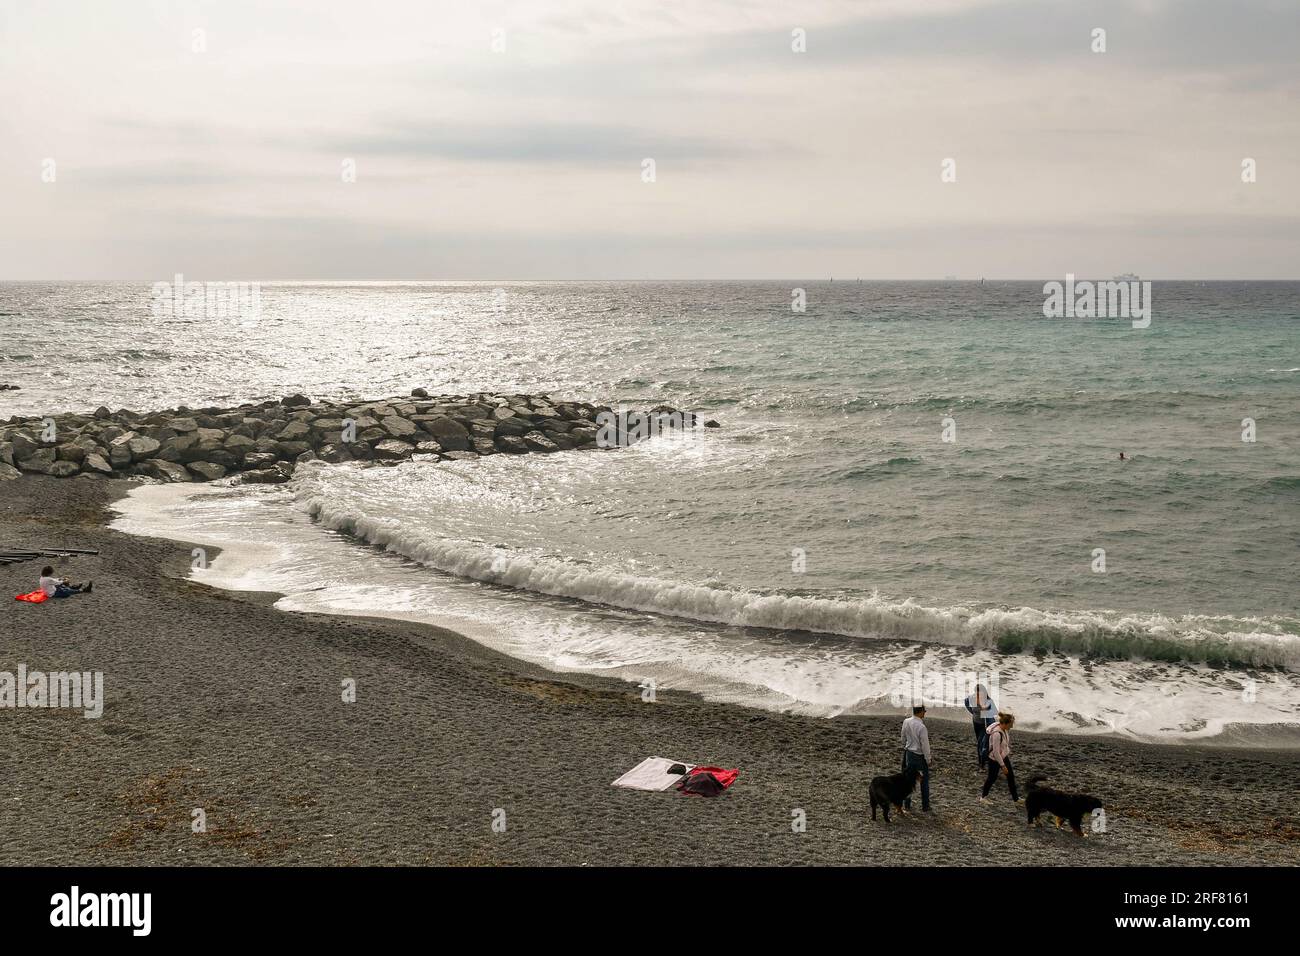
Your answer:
4;276;1300;284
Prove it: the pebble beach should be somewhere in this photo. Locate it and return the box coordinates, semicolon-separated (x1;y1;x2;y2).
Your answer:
3;475;1297;867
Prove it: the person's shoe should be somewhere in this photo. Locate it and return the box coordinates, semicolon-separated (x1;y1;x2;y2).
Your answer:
922;807;933;813
979;796;989;804
84;581;93;594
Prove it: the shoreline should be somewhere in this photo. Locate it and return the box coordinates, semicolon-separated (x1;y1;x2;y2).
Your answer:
3;474;1299;865
111;475;1300;750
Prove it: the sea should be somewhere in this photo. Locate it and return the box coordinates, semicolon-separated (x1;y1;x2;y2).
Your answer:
3;280;1298;743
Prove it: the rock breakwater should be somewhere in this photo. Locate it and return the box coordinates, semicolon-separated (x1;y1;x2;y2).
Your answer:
0;391;701;484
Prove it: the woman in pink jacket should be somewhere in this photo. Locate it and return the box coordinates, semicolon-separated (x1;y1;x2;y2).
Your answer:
980;712;1019;803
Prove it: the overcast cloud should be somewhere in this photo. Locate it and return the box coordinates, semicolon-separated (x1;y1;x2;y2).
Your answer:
1;0;1296;278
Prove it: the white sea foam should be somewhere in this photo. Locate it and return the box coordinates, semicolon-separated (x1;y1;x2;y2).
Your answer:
297;479;1300;671
111;479;1300;743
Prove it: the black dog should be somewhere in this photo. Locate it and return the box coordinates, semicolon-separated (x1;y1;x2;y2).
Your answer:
1026;775;1103;836
869;766;922;822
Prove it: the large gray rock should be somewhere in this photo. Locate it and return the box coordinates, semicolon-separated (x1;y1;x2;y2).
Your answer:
187;461;227;481
381;416;419;439
317;443;353;464
420;416;470;450
522;431;559;453
168;417;199;433
0;462;20;480
373;439;414;460
98;425;125;446
184;439;223;464
56;443;88;463
82;453;113;474
48;460;80;478
224;433;257;453
11;432;39;460
277;421;311;442
202;449;239;469
139;460;191;482
164;432;199;457
276;440;312;458
18;448;57;473
495;435;528;454
128;435;162;459
0;441;12;467
310;418;348;438
494;418;531;438
242;465;293;484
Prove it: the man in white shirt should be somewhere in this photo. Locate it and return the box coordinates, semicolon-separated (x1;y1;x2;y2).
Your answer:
900;705;932;812
39;565;92;598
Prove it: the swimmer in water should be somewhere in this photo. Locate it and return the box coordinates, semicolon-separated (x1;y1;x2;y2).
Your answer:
1119;452;1127;461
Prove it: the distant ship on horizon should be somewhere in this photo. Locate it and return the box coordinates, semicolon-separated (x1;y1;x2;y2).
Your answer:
1113;272;1140;281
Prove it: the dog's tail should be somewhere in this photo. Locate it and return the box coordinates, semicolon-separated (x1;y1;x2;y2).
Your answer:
1027;775;1048;790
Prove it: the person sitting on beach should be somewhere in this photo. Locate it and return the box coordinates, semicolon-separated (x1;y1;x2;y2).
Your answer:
39;566;92;598
964;683;998;769
980;712;1018;804
900;704;932;812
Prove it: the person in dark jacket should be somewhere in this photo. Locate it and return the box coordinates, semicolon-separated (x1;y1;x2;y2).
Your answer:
964;683;998;769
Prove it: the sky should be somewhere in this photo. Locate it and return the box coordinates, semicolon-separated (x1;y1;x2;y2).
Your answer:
1;0;1297;279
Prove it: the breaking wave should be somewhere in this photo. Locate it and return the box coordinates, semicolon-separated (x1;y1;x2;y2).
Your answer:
298;487;1300;672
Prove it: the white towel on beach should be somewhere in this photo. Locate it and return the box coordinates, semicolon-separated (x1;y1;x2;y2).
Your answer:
611;756;697;791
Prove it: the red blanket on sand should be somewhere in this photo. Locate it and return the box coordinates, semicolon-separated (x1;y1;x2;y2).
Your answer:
676;766;739;797
15;590;49;603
